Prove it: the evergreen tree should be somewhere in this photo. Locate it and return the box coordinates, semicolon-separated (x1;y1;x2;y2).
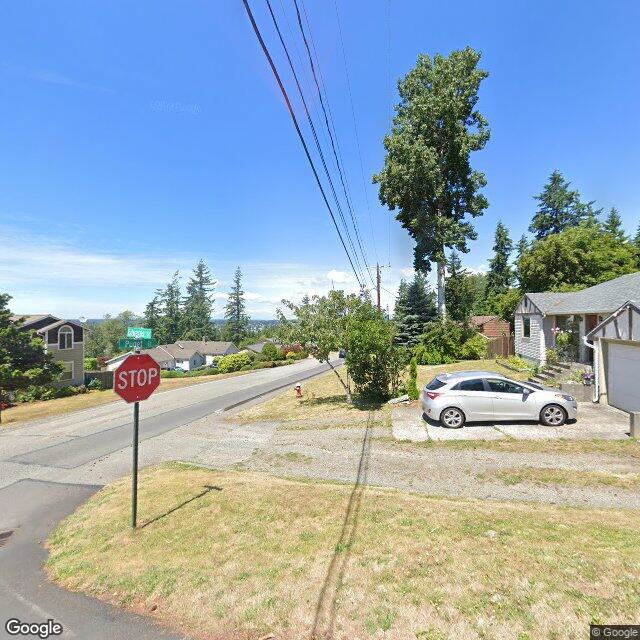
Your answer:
394;273;436;347
485;221;514;295
181;260;215;339
0;294;63;422
529;171;584;239
603;207;626;241
515;234;530;289
445;251;475;322
157;272;182;344
143;296;161;338
224;267;249;345
374;47;490;318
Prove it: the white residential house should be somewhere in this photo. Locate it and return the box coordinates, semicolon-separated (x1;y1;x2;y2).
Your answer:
105;344;206;372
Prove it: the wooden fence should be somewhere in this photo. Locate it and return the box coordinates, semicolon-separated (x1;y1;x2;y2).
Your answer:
486;335;514;358
84;370;114;390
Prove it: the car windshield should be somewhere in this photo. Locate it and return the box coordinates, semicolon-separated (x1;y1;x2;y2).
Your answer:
426;377;447;390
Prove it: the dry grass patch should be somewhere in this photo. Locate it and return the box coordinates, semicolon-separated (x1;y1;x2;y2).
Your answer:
47;463;640;640
417;359;531;389
485;466;640;490
234;371;388;430
400;437;640;462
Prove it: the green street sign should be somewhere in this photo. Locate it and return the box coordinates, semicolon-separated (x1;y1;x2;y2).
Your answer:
118;338;157;350
127;327;153;340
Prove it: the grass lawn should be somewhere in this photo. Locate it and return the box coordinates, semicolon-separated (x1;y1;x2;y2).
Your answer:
483;466;640;490
47;463;640;640
417;359;531;389
1;369;262;427
234;370;388;429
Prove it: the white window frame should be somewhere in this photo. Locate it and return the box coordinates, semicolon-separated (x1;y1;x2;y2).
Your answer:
523;317;531;339
60;361;74;382
59;325;73;350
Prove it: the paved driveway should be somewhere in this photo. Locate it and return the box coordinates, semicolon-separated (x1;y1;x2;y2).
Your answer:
392;401;631;442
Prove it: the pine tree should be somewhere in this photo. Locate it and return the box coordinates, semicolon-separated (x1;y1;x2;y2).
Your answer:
603;207;626;242
445;251;475;322
143;296;161;338
634;222;640;268
181;260;215;340
224;267;249;345
529;171;584;239
157;272;182;344
394;273;436;347
485;221;513;295
514;234;530;289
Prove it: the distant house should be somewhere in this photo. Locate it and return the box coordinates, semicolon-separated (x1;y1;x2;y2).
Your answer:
172;340;238;365
11;314;86;386
514;271;640;370
105;342;221;372
244;340;281;354
469;315;511;338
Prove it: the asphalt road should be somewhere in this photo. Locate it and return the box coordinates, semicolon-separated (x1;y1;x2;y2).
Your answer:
0;358;340;639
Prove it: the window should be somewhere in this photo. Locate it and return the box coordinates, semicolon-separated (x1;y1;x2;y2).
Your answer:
488;379;524;394
426;377;446;390
59;326;73;350
455;379;486;392
523;317;531;339
60;362;73;382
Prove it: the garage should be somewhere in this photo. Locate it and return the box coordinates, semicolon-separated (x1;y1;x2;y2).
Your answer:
606;340;640;412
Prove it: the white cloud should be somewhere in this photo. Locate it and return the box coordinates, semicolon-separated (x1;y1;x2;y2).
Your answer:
326;269;354;284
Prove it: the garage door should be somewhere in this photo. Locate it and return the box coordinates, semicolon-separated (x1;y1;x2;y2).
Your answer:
607;341;640;412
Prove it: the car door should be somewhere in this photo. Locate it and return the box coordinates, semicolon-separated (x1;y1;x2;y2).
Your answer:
486;379;536;420
450;378;495;420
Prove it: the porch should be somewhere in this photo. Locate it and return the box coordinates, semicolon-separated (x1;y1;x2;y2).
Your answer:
543;313;602;364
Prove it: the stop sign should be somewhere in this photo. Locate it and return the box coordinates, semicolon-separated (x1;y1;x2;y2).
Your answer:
114;354;161;403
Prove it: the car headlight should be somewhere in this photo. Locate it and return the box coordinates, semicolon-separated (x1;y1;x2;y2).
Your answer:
554;393;574;402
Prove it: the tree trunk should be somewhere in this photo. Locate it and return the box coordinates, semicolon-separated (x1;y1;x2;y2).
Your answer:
326;359;352;404
437;260;446;320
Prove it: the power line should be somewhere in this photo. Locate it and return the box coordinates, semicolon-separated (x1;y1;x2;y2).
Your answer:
291;0;375;287
333;0;379;268
240;0;363;288
264;0;367;285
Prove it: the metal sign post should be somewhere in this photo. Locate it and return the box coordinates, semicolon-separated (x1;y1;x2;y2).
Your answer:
132;400;139;527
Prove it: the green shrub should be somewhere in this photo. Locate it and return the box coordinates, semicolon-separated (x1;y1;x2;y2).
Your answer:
407;357;419;400
239;364;252;371
185;367;218;377
15;385;57;403
218;352;253;374
546;349;559;365
285;351;296;359
161;370;184;378
261;343;284;361
87;378;103;391
507;355;532;370
84;357;99;371
415;321;463;365
459;333;489;360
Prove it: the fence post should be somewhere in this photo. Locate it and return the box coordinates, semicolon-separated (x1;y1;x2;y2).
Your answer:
631;412;640;439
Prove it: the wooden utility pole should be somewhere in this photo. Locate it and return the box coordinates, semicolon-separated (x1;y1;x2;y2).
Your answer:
376;263;381;310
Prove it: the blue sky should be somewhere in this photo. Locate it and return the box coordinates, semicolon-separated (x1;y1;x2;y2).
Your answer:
2;0;639;318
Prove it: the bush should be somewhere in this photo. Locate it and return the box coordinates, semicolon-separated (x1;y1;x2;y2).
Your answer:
261;343;284;361
239;364;252;371
161;370;184;378
285;351;297;360
252;361;275;369
185;367;219;377
459;333;489;360
84;357;99;371
407;357;419;400
415;321;463;365
218;352;253;374
15;385;56;403
546;348;559;365
87;378;103;391
507;355;533;370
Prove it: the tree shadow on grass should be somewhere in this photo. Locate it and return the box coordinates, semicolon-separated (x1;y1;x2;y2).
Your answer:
303;394;385;412
140;485;222;529
310;415;373;639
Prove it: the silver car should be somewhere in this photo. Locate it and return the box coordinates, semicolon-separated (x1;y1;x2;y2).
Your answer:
419;370;578;428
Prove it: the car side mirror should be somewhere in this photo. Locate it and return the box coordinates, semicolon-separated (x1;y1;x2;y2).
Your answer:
523;388;531;397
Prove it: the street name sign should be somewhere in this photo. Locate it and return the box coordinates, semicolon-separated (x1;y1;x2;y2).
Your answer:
127;326;153;339
117;338;157;350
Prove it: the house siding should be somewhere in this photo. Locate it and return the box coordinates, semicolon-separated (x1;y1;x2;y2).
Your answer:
515;313;544;362
47;342;85;386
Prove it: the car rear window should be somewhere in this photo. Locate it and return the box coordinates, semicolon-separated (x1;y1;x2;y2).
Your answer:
426;377;446;390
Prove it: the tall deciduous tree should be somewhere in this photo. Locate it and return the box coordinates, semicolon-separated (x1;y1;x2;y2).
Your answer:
394;272;436;347
374;47;490;318
529;171;585;239
485;221;514;294
0;294;63;422
518;224;637;292
181;260;215;340
224;267;249;345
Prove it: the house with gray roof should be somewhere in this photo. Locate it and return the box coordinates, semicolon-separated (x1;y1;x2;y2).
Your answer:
514;271;640;369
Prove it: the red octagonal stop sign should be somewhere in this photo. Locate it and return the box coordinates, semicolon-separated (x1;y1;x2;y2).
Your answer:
114;354;161;403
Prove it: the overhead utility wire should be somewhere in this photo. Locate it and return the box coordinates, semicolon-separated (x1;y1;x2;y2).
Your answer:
292;0;375;287
332;0;379;267
240;0;363;288
264;0;367;285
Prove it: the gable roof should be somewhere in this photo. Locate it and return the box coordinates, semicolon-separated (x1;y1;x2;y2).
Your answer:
154;344;203;359
470;315;508;327
11;314;85;333
522;271;640;315
172;340;238;356
11;314;58;326
244;341;281;353
586;300;640;340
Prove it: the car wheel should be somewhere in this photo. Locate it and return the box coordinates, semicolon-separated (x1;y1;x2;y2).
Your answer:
440;407;465;429
540;404;567;427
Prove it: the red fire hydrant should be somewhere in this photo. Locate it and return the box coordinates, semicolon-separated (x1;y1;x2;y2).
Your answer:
294;384;302;398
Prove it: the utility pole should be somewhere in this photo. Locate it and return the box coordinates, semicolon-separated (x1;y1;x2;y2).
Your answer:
376;263;381;311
